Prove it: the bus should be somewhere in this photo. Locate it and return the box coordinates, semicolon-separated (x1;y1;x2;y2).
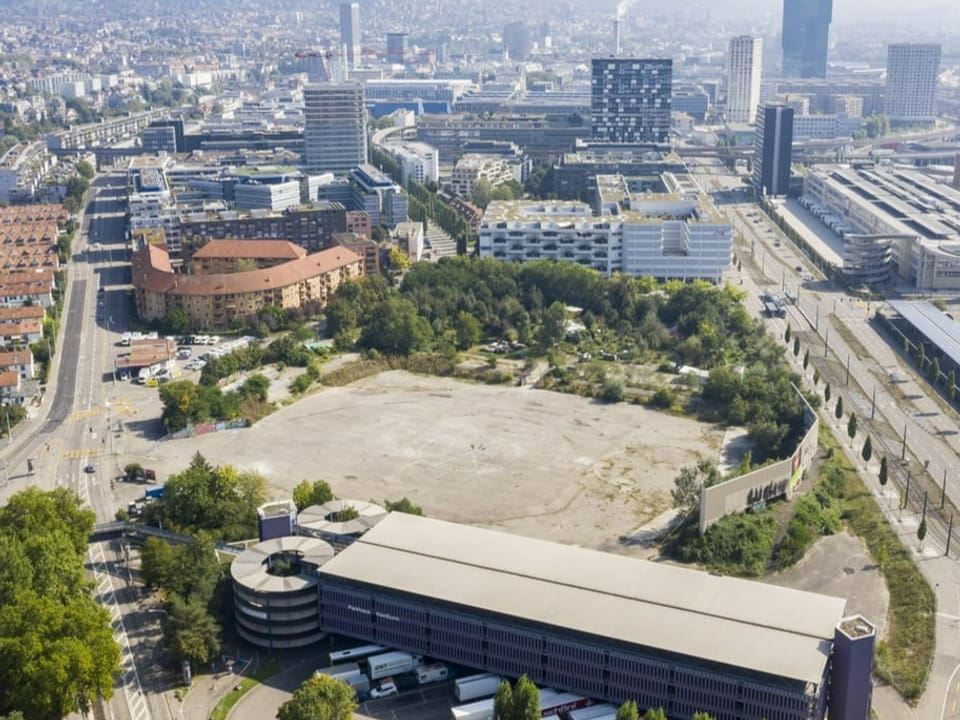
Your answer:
328;644;388;665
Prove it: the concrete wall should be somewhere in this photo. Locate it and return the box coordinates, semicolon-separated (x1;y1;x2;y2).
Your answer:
699;396;819;534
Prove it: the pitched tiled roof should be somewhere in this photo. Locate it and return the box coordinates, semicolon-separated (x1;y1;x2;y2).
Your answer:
192;239;307;261
133;244;362;297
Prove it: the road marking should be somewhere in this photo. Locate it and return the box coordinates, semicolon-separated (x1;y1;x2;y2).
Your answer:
88;542;152;720
940;663;960;719
61;448;104;459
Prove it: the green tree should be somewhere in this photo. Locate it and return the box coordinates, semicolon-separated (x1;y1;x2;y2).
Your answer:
140;536;179;592
511;675;539;720
454;310;482;350
692;714;716;720
75;159;95;179
164;595;221;667
615;701;639;720
671;459;722;516
918;515;927;550
803;348;810;370
879;455;888;488
162;308;191;335
835;396;844;419
383;497;424;515
293;479;335;511
359;296;433;355
784;324;791;343
862;435;873;462
387;245;411;271
824;383;831;403
493;680;513;720
335;505;360;522
813;367;820;385
793;336;800;356
241;373;271;402
538;301;568;350
277;672;358;720
642;709;667;720
847;412;858;441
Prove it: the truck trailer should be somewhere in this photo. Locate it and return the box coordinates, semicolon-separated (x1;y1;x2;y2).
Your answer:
416;663;449;685
319;663;370;696
451;689;563;720
454;674;503;702
366;651;424;680
567;704;617;720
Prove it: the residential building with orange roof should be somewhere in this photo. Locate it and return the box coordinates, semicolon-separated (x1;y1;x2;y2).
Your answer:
191;239;307;274
132;243;363;329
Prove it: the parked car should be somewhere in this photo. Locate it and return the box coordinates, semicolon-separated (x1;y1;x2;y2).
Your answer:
369;681;398;699
84;464;96;474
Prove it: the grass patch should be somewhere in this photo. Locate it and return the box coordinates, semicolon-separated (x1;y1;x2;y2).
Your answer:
208;657;281;720
818;426;935;703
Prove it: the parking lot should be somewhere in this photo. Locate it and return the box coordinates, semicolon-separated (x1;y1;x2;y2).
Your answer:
122;369;726;550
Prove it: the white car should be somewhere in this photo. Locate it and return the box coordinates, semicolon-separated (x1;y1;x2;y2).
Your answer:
369;681;398;699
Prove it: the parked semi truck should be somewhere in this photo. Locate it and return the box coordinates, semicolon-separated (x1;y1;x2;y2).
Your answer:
319;663;370;696
567;704;617;720
452;689;562;720
366;651;424;680
454;673;502;702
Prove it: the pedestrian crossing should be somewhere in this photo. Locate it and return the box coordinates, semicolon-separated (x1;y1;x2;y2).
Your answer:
62;448;103;459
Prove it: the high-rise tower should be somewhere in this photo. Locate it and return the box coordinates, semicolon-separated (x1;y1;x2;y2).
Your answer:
753;104;794;197
591;58;672;144
781;0;832;78
726;36;763;124
885;43;941;126
303;82;367;176
339;2;361;68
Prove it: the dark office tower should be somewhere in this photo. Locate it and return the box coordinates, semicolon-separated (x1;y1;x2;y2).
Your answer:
503;21;533;61
386;32;407;65
591;58;672;144
339;2;361;68
781;0;832;78
753;103;794;196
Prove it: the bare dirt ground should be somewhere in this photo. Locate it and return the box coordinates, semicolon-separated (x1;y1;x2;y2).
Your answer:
124;370;725;551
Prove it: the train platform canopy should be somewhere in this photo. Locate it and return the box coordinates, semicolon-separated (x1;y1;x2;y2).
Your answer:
887;300;960;371
318;513;847;685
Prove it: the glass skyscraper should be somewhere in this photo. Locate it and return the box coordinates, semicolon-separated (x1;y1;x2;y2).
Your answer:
590;58;672;144
781;0;832;78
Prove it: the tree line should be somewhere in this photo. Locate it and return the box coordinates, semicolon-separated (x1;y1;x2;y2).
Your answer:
325;257;808;461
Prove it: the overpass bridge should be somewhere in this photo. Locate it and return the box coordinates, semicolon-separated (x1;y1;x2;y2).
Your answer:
89;520;244;555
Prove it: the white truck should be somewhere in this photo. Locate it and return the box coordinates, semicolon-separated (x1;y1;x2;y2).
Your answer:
416;663;449;685
319;663;370;696
451;688;561;720
454;674;502;702
366;651;424;681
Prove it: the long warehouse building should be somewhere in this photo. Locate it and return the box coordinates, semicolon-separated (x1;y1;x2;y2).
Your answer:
306;513;874;720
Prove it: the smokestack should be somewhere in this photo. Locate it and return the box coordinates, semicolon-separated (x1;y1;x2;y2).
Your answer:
613;18;622;56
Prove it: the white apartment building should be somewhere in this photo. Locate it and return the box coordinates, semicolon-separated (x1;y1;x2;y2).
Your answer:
450;154;516;198
0;143;56;203
726;36;763;124
886;43;941;126
385;142;440;186
792;113;863;139
479;173;731;282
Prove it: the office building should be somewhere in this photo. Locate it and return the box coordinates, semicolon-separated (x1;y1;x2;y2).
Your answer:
781;0;832;78
503;21;533;61
237;511;874;720
803;165;960;290
480;172;731;283
382;141;440;186
339;2;361;68
450;155;518;199
726;36;763;124
303;83;367;176
591;59;672;145
753;104;794;197
886;43;941;127
386;32;406;65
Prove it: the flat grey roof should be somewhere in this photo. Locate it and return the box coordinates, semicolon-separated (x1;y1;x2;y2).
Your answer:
318;513;845;685
231;536;334;593
888;300;960;370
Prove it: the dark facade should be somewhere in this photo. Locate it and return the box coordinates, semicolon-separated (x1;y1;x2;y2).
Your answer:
591;59;673;144
828;618;875;720
554;146;686;200
386;33;407;65
180;129;304;155
503;21;533;60
143;119;184;153
753;104;794;197
781;0;832;78
316;577;827;720
179;204;349;260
